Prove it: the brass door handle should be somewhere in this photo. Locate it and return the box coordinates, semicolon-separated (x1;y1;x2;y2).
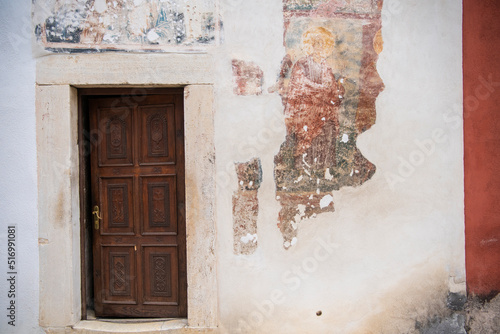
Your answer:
92;205;102;230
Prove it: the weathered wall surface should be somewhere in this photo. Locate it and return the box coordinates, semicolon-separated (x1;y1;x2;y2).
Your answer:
215;0;465;333
274;1;382;249
0;2;41;334
4;0;470;333
32;0;218;54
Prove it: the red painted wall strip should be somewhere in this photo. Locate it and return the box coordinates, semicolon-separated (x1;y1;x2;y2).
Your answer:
464;0;500;298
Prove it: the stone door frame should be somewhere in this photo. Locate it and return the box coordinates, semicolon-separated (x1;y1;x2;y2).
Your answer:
36;53;217;333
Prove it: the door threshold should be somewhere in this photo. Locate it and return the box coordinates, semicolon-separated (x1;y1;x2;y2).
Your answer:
74;317;188;333
86;309;180;324
95;318;178;323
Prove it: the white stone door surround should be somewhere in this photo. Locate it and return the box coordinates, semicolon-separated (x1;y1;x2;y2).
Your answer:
36;53;218;333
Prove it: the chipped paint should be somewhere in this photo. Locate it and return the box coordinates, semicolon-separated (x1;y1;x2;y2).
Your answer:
467;294;500;333
38;238;50;245
232;59;264;96
274;0;383;248
233;158;262;255
319;194;334;208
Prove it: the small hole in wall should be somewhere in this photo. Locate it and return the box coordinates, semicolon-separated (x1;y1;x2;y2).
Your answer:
316;310;322;316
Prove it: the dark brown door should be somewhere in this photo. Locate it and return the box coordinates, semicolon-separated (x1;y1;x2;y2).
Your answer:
89;92;186;318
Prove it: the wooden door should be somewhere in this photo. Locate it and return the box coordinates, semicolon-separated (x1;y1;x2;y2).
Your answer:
89;92;186;318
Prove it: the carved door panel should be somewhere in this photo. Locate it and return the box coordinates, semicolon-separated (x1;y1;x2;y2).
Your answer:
89;93;186;318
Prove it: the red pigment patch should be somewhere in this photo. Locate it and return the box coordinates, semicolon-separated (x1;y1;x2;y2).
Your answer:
355;22;384;133
232;59;264;96
284;56;344;156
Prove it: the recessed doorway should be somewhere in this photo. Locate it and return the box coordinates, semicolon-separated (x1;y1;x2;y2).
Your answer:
79;88;187;318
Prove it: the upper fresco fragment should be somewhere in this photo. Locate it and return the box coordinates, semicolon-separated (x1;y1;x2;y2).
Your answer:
284;0;378;14
33;0;217;52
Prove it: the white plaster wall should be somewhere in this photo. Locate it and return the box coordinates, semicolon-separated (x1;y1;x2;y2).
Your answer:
5;0;463;332
0;1;40;334
215;0;464;333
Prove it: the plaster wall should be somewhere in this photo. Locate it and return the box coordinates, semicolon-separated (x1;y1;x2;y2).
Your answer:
214;0;464;333
1;0;466;333
0;2;40;334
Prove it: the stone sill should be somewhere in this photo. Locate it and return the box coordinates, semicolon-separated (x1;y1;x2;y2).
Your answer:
71;319;187;333
43;319;217;334
75;318;186;331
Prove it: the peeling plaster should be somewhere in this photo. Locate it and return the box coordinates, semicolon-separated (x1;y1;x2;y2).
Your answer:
274;0;383;248
233;158;262;255
232;59;264;96
25;0;469;332
466;294;500;333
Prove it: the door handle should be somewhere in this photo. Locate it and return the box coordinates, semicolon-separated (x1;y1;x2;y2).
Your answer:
92;205;102;230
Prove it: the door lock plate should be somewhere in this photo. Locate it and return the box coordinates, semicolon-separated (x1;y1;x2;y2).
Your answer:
92;205;102;230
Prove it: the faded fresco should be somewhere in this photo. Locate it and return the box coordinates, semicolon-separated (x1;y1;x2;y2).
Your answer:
233;158;262;255
33;0;217;52
232;60;264;96
274;0;384;248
